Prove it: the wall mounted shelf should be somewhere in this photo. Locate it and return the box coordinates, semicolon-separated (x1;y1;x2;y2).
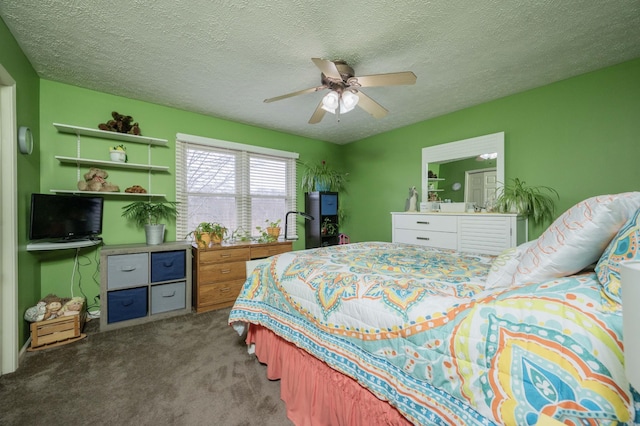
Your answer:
49;189;166;197
55;155;169;172
52;122;170;198
53;123;168;146
27;238;102;252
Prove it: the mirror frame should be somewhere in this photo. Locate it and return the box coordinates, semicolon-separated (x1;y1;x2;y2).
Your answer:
421;132;504;202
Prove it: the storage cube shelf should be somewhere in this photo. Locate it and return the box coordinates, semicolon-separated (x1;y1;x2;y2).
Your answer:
100;242;192;331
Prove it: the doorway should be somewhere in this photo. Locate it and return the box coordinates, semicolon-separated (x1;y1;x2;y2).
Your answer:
0;64;19;374
465;168;497;208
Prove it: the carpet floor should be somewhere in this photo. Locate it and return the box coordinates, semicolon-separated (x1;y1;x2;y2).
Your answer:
0;308;291;426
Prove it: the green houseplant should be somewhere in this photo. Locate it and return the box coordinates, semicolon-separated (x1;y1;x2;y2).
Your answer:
300;160;347;192
209;222;228;244
494;178;559;226
121;201;178;245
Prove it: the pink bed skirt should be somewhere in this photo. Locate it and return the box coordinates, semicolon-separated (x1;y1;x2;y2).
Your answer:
246;324;413;426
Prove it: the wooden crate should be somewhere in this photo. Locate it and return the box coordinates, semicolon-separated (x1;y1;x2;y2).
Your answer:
28;311;87;351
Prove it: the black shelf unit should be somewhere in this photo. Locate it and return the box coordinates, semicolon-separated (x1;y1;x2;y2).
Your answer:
305;192;339;249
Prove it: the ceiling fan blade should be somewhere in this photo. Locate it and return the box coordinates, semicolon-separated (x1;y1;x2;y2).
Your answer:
264;85;326;103
311;58;342;80
355;91;388;119
308;100;327;124
350;71;417;87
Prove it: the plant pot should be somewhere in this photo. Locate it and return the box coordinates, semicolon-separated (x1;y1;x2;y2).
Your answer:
267;227;281;239
144;224;165;245
314;179;330;192
211;233;223;245
110;150;126;162
196;232;211;248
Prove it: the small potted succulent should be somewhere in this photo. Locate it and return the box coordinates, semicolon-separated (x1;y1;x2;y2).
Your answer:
110;144;127;163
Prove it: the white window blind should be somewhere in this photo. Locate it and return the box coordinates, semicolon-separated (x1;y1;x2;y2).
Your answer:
176;134;298;241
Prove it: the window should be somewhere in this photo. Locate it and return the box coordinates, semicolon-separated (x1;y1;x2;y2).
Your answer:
176;133;298;240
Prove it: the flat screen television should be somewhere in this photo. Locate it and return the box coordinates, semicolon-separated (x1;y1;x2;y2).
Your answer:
29;193;104;241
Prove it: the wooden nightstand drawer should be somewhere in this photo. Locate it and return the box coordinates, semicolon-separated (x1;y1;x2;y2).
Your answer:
197;260;246;283
251;243;292;259
198;279;245;308
199;248;250;264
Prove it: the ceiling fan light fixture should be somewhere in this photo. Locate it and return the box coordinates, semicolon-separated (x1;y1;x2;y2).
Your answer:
340;91;359;113
321;91;340;113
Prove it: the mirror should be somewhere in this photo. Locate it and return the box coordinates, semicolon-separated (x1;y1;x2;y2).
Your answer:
421;132;504;208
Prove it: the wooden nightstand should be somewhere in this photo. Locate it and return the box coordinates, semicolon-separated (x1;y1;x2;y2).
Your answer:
192;241;292;313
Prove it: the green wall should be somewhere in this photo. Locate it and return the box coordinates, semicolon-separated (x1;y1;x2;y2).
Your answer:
1;17;41;345
341;57;640;242
38;80;341;308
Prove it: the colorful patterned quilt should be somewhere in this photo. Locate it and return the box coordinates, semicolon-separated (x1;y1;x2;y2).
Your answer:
229;242;638;425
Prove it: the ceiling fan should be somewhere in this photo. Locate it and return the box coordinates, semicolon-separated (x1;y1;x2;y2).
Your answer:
264;58;417;124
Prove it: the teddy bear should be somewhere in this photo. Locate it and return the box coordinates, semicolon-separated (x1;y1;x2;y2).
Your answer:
98;111;141;135
77;167;120;192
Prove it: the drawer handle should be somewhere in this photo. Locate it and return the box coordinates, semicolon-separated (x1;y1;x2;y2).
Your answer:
120;266;137;272
416;221;430;225
162;291;176;298
220;254;232;258
416;237;430;241
221;269;231;274
122;299;134;306
162;261;174;267
220;287;231;293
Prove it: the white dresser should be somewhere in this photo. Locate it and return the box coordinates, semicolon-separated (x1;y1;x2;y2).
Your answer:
391;212;527;255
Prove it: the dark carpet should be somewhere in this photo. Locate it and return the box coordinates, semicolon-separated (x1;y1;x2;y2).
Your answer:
0;308;291;425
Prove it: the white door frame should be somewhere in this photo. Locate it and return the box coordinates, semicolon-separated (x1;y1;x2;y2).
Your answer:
0;64;19;374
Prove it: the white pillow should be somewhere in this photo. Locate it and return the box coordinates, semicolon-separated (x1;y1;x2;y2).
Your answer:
485;240;537;289
513;192;640;285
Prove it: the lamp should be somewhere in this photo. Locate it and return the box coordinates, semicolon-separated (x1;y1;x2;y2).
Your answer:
284;211;314;240
321;90;359;115
621;261;640;389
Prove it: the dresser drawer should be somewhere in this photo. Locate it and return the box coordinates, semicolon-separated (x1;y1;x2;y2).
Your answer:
107;253;149;290
107;287;148;323
199;248;251;264
394;228;457;250
151;281;186;314
198;279;245;307
394;214;457;232
197;260;247;283
151;250;186;283
251;244;291;259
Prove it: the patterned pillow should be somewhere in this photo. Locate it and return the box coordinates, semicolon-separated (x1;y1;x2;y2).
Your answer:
513;192;640;285
595;208;640;304
485;240;536;289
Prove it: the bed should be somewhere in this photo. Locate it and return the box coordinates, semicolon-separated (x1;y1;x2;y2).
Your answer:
229;193;640;425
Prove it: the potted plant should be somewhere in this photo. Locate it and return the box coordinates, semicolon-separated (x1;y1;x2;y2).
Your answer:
110;144;126;163
300;160;347;192
121;201;178;245
321;218;338;236
494;178;559;226
186;222;215;248
209;222;228;244
265;219;281;240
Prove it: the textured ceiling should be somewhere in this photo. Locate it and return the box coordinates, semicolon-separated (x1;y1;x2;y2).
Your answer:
2;1;639;144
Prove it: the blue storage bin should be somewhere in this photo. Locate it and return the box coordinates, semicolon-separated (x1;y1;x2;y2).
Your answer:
320;194;338;215
107;287;148;323
151;250;186;283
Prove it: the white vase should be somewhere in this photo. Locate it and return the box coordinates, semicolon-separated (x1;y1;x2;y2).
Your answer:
144;224;165;245
110;150;126;162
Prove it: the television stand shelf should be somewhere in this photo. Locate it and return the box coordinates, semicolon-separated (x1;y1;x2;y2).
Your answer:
27;238;102;252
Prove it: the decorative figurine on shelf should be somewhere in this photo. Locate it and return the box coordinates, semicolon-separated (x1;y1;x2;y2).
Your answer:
405;186;419;212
